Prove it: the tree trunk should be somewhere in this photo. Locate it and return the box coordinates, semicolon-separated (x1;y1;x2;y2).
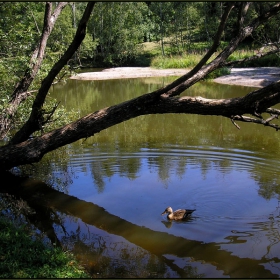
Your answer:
10;2;96;145
0;2;68;140
1;2;280;171
1;80;280;170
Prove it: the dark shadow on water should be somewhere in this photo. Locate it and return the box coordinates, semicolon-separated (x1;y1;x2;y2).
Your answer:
0;171;279;278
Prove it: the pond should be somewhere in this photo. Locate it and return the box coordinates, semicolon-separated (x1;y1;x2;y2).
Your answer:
3;74;280;277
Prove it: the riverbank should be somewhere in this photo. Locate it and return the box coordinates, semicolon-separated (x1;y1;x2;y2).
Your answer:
70;66;280;88
0;216;89;278
70;67;188;81
214;67;280;88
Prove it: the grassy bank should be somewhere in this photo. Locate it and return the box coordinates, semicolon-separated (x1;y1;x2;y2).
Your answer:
141;44;279;79
149;52;230;79
0;217;89;278
139;41;280;71
151;53;202;69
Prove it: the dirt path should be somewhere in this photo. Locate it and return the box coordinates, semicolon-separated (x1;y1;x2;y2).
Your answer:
70;66;280;88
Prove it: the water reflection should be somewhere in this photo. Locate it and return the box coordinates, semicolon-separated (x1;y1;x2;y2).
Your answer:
1;172;279;278
63;143;280;204
3;75;280;277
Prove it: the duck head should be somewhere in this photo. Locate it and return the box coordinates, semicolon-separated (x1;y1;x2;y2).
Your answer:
161;206;173;215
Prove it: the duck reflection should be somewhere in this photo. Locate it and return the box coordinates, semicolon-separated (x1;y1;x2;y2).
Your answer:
161;217;195;229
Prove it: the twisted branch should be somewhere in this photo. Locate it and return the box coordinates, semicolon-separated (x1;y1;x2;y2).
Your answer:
231;108;280;130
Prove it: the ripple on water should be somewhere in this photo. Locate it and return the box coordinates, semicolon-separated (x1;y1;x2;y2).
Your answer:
69;144;276;172
65;144;280;245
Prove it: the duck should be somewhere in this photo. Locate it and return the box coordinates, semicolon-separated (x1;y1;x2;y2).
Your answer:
161;206;196;221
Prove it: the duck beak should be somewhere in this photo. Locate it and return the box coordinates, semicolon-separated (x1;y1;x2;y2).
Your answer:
161;211;167;215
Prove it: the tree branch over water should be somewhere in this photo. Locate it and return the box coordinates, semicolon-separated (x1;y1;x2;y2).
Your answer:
1;79;280;169
1;2;280;170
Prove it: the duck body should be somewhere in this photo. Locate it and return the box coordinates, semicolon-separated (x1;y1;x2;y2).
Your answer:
161;206;195;221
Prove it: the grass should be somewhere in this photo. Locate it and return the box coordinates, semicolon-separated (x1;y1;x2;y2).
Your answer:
149;50;230;79
228;50;280;67
0;216;90;278
150;53;202;69
140;40;280;71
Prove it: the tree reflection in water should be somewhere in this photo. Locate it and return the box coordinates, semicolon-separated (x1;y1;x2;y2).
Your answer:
0;171;279;278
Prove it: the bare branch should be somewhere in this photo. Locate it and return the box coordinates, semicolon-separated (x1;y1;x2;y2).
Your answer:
11;2;68;101
155;2;235;99
231;115;280;130
237;2;251;31
1;1;280;170
28;5;41;34
42;102;61;126
266;108;280;115
231;118;241;129
264;114;278;123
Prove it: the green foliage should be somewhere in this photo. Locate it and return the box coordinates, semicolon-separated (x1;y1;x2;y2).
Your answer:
80;33;99;59
0;3;80;140
0;93;76;141
227;49;280;67
227;49;257;62
0;216;89;278
0;3;43;94
151;53;203;69
0;2;44;58
252;2;280;44
150;51;230;79
88;2;151;66
48;5;76;54
248;54;280;67
0;1;279;141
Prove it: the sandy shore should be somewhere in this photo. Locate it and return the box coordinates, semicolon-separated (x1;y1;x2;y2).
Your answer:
70;66;280;88
70;67;189;81
214;67;280;88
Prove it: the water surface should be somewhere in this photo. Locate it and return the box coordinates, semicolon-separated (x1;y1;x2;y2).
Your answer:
4;74;280;278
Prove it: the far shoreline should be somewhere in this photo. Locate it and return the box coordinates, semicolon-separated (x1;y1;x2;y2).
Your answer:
70;66;280;88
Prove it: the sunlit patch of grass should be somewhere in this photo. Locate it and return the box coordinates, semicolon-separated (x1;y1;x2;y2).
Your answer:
0;217;89;278
227;49;280;67
227;49;256;62
141;38;280;69
151;53;203;69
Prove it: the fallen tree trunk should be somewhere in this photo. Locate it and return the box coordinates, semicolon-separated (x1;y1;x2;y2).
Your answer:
1;80;280;170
